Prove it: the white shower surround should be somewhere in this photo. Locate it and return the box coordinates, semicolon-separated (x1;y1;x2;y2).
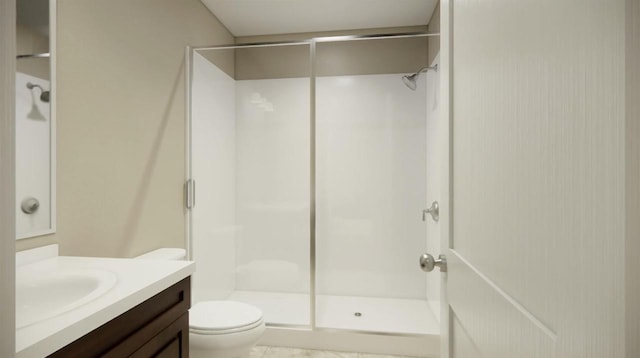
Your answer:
315;74;428;299
234;78;311;294
425;54;441;321
190;52;438;352
191;53;237;302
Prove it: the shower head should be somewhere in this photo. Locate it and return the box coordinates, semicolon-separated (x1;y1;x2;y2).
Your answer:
401;64;438;90
26;82;50;103
402;73;419;91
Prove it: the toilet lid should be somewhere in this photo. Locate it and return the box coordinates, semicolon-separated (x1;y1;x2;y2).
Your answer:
190;301;263;331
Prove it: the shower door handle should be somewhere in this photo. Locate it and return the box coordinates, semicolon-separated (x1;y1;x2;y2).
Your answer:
419;253;447;272
185;179;195;209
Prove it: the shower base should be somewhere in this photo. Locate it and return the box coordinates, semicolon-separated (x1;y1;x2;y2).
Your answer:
228;290;440;357
228;290;439;335
228;291;310;326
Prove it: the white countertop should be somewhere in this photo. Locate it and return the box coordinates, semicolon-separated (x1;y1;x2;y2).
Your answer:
16;255;195;358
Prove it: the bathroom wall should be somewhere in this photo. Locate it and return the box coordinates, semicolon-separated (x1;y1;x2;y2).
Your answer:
0;0;16;354
315;74;428;299
235;26;429;80
427;3;440;65
191;52;237;301
16;24;49;80
27;0;234;256
626;0;640;355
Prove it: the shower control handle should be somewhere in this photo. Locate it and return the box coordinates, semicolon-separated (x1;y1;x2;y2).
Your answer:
21;197;40;214
422;201;439;222
419;253;447;272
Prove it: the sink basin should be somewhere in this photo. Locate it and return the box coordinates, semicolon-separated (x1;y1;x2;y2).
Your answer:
16;268;117;329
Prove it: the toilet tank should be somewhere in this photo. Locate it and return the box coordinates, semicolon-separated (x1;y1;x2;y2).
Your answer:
135;248;186;260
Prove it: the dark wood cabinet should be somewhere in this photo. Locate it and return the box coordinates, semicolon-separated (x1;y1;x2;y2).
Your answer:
49;277;191;358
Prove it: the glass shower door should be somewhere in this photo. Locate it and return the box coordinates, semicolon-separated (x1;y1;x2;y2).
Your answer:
189;43;312;327
314;37;436;335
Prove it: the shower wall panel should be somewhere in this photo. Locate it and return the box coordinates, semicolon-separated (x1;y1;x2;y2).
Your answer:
425;54;441;321
191;53;237;302
235;78;310;294
316;74;428;299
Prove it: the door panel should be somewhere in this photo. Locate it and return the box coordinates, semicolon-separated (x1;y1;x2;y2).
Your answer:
451;315;481;358
448;252;555;357
446;0;626;357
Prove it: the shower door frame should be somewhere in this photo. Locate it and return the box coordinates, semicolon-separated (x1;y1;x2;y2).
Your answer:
184;31;440;338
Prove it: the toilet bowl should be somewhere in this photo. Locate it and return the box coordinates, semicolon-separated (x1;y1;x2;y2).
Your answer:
190;301;265;358
135;248;266;358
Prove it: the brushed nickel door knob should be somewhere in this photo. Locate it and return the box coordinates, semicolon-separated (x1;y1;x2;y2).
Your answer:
419;253;447;272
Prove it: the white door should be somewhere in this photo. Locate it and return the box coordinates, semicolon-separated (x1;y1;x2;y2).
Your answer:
440;0;627;357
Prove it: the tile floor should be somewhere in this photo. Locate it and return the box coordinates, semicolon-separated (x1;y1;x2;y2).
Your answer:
250;346;415;358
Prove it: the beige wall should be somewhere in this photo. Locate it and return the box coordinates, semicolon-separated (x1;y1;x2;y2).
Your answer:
16;23;49;80
427;2;440;65
234;26;429;80
16;0;234;257
626;0;640;356
0;0;16;354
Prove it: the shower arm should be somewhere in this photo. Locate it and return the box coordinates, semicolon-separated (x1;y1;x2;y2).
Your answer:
416;64;438;74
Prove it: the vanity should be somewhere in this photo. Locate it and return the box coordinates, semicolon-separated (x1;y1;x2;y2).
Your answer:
16;245;195;358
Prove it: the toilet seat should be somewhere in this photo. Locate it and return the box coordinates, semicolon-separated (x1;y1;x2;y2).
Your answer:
189;301;264;335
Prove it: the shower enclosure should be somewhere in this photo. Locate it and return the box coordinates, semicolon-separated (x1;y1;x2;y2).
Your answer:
186;33;440;356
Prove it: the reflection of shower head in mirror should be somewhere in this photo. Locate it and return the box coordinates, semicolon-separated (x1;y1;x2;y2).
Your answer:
401;64;438;91
26;82;50;103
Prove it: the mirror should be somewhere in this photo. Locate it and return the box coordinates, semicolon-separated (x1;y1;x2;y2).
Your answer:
15;0;55;239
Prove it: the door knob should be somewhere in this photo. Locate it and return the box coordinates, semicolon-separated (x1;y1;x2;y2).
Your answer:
422;201;439;222
419;253;447;272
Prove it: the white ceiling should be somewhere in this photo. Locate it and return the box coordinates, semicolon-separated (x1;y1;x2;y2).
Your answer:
200;0;439;37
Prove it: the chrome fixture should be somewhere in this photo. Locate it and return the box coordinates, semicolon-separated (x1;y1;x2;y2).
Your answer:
21;197;40;214
17;53;50;59
402;64;438;90
422;201;439;222
419;253;447;272
185;179;196;209
26;82;50;103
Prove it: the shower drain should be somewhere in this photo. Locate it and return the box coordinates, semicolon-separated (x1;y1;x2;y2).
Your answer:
354;312;362;317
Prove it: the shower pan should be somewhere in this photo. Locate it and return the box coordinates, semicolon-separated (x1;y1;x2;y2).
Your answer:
186;33;441;357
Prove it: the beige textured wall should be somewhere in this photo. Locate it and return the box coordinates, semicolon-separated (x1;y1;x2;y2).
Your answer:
234;26;429;80
626;0;640;355
16;24;49;80
427;2;440;65
16;235;56;251
0;0;16;354
18;0;233;257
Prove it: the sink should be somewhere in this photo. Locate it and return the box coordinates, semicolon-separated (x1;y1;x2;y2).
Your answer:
16;268;118;329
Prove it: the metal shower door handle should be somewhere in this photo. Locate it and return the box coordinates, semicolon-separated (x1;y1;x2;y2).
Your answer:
419;253;447;272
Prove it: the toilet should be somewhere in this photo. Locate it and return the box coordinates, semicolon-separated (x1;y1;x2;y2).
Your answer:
135;248;266;358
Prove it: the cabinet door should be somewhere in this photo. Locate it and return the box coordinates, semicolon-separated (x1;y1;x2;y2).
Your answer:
50;278;191;358
130;313;189;358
